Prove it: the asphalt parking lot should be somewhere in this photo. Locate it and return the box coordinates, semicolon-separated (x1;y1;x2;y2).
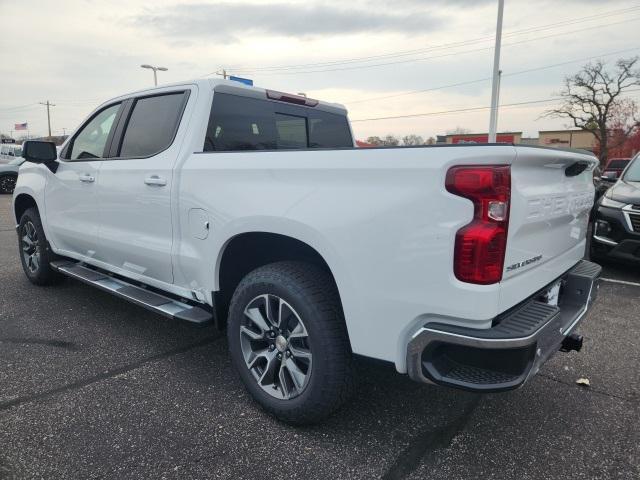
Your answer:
0;194;638;480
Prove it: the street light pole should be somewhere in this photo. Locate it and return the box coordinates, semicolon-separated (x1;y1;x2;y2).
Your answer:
488;0;504;143
140;64;168;86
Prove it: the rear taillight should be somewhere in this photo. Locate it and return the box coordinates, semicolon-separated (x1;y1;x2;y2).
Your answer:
445;165;511;285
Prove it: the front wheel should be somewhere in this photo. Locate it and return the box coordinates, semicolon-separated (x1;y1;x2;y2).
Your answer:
227;261;354;424
18;207;65;285
0;174;17;194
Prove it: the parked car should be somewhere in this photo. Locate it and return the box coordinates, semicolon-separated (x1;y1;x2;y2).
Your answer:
601;157;631;181
591;152;640;263
0;157;25;194
13;79;601;424
0;144;23;163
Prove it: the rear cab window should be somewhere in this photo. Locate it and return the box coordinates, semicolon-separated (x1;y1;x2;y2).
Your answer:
204;92;352;152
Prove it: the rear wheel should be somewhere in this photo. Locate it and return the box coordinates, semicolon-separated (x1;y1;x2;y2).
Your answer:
227;261;354;424
18;208;65;285
0;174;17;194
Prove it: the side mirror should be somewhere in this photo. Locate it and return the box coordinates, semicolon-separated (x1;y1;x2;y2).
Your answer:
22;141;58;164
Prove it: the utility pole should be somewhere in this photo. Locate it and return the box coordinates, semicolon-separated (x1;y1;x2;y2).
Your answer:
216;69;228;79
488;0;504;143
39;100;56;139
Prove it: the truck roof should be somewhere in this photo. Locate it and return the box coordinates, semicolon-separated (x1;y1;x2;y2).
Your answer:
98;78;348;116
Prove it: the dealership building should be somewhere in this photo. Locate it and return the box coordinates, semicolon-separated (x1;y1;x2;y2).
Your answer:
440;129;597;154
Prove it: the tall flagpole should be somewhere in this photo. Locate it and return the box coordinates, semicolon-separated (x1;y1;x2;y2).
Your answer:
488;0;504;143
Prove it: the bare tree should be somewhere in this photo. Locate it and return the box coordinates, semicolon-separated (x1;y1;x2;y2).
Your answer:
366;135;400;146
446;126;472;135
544;57;640;163
383;134;400;146
402;134;424;146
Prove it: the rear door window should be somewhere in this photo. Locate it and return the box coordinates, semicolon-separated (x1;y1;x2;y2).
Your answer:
119;92;187;158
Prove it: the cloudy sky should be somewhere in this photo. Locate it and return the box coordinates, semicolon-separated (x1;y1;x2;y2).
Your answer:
1;0;639;140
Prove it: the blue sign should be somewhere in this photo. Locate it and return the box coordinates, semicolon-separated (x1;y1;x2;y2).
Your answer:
229;75;254;86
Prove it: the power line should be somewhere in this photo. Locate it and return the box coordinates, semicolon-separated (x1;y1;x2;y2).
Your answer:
234;17;640;76
349;89;640;123
218;5;640;75
344;46;640;105
350;99;559;123
0;103;39;112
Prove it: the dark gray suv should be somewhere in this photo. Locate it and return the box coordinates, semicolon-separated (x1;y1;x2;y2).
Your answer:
591;152;640;264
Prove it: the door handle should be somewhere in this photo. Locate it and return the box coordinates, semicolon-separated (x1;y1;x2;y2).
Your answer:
144;175;167;186
79;174;95;183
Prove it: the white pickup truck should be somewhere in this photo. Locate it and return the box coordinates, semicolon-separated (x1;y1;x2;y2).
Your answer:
14;79;601;424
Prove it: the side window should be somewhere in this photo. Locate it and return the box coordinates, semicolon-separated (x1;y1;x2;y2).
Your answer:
204;94;277;151
275;113;307;149
119;92;186;158
70;103;120;160
308;110;353;148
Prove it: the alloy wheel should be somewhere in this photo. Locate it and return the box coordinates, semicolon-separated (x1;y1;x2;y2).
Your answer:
240;294;313;400
0;176;16;194
21;221;41;274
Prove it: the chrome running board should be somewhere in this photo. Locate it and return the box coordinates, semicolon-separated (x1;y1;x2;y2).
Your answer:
50;260;212;325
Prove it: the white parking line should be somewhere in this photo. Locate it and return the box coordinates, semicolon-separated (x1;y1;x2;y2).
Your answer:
601;277;640;287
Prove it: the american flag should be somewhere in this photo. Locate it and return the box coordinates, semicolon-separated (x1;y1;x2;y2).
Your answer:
14;122;28;131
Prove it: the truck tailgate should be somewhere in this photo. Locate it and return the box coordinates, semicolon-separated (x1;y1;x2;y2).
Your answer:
500;147;597;310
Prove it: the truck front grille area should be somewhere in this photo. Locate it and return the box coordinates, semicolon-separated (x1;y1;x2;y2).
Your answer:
629;212;640;232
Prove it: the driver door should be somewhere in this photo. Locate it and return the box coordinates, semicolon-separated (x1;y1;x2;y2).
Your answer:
44;102;123;260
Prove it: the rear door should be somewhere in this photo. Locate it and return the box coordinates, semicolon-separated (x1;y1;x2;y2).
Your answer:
95;88;192;285
44;102;122;258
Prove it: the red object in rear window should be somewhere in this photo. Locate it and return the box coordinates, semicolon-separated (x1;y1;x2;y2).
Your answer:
446;165;511;285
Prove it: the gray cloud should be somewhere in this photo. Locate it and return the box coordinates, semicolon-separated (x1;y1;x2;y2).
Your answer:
131;3;442;42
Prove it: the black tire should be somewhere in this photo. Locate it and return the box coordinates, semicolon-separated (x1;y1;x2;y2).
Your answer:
0;174;17;194
18;207;65;286
227;261;355;425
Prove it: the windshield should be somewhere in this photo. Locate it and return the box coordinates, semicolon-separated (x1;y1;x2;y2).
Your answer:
606;159;630;170
624;155;640;182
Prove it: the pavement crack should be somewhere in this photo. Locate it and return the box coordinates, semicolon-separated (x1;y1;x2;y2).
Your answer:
0;335;220;412
382;395;481;480
0;338;79;351
538;372;638;404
